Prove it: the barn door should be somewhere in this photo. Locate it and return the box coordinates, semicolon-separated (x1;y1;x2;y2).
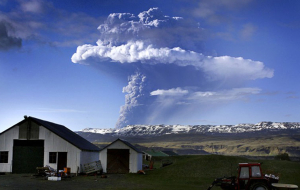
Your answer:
107;149;129;173
57;152;67;171
12;140;44;173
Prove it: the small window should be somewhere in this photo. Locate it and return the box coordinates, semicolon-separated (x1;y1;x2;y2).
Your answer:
49;152;57;163
251;166;261;177
0;151;8;163
239;167;249;178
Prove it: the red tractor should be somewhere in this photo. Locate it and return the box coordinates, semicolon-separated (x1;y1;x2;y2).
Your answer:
207;163;297;190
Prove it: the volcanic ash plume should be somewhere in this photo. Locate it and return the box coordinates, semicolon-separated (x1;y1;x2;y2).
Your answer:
115;72;147;128
71;8;274;128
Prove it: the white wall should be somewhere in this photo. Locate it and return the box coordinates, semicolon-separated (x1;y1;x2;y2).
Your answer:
0;126;19;172
39;126;81;173
99;140;142;173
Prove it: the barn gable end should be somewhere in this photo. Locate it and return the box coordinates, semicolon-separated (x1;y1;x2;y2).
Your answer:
0;116;100;174
99;138;142;173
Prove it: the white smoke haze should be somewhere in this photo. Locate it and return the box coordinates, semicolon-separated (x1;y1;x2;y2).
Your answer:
71;7;274;128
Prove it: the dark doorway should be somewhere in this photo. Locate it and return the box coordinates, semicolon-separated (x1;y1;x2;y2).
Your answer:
57;152;67;171
12;140;44;173
107;149;129;173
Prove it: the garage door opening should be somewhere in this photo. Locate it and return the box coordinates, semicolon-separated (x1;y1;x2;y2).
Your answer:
12;140;44;173
107;149;129;173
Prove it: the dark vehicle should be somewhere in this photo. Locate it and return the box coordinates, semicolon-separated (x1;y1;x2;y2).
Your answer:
207;163;297;190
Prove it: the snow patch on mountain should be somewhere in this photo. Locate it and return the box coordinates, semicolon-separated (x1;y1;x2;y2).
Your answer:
80;122;300;136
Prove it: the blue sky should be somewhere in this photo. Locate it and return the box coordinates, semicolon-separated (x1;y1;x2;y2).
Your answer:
1;0;300;132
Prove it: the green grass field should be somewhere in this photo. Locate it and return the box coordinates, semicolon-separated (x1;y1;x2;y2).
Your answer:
115;155;300;190
1;155;298;190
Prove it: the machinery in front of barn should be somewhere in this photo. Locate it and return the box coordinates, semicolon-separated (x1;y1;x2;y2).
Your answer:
207;163;298;190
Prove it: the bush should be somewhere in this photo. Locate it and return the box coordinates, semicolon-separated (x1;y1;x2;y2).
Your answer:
274;153;290;161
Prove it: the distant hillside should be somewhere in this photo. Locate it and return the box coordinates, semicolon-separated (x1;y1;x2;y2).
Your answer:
79;122;300;136
76;122;300;157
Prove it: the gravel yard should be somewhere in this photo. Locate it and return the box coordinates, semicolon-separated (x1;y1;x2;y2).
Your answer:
0;173;142;190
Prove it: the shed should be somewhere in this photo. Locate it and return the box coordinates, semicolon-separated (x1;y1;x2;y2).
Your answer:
161;150;178;156
0;116;100;174
99;138;142;173
143;150;168;161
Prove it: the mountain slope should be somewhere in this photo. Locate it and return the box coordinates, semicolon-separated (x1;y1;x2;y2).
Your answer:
76;122;300;157
80;122;300;136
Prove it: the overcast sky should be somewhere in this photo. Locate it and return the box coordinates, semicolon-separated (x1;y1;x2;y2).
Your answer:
1;0;300;132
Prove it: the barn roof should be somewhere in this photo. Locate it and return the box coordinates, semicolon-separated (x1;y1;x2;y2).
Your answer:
143;150;169;157
161;150;178;156
101;138;143;153
1;116;100;152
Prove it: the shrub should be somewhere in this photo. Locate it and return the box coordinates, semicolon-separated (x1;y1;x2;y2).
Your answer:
274;153;290;161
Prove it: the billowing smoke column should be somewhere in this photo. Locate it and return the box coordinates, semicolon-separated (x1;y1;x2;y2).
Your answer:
72;8;274;128
116;72;147;127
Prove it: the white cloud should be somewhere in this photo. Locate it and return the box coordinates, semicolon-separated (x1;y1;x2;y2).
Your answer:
151;87;261;103
150;88;188;96
1;0;102;47
239;23;257;40
202;56;273;80
72;40;273;82
146;87;261;125
96;7;203;51
192;0;253;21
71;7;274;82
72;40;203;64
0;21;22;51
0;0;7;6
20;0;45;14
190;88;261;102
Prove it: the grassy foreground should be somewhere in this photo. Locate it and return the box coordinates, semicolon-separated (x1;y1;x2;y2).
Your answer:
1;155;298;190
115;155;300;190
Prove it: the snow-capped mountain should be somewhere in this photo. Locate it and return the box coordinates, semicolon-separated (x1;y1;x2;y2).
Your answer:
80;122;300;137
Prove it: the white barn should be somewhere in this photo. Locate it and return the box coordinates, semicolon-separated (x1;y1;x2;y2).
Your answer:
0;116;100;173
99;138;143;173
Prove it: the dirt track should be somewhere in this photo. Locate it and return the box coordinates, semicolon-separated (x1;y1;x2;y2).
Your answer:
0;173;135;190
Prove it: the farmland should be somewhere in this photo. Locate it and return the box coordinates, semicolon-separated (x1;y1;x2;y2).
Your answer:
1;155;299;190
92;133;300;157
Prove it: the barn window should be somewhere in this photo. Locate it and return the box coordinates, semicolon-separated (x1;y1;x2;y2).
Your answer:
49;152;57;163
0;151;8;163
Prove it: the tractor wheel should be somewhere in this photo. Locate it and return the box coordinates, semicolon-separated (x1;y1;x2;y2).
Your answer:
249;182;270;190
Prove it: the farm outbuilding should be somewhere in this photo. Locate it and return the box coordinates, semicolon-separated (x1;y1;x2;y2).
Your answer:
161;150;178;156
143;150;168;161
0;116;100;174
99;138;143;173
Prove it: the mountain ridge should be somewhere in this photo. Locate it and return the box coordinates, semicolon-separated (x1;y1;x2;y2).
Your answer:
76;122;300;157
79;121;300;136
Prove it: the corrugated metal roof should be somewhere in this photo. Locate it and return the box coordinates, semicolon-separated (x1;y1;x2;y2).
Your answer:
143;150;169;157
1;116;100;151
161;150;178;156
29;117;100;151
100;138;143;153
